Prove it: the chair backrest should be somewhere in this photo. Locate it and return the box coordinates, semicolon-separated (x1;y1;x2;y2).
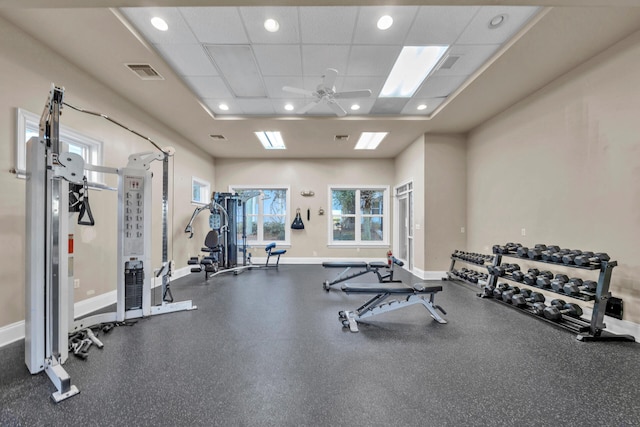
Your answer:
265;242;276;253
204;230;219;248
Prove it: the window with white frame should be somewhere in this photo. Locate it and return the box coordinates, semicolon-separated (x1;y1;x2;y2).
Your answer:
329;186;389;245
16;108;103;182
192;177;210;205
230;186;290;245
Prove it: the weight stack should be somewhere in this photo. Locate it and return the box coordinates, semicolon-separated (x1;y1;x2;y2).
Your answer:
124;260;144;310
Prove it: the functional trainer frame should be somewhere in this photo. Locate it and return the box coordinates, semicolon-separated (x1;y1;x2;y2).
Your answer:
338;284;447;332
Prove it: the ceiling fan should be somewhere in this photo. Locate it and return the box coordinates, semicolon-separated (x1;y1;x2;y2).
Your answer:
282;68;372;117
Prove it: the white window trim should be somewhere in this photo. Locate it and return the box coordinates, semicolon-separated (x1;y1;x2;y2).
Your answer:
328;185;390;247
16;108;104;183
230;184;291;246
191;176;211;205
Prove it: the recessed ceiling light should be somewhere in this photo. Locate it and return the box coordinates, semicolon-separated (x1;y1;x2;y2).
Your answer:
377;15;393;30
417;104;427;111
350;104;360;111
218;103;229;111
284;103;294;111
381;46;449;98
264;18;279;32
489;14;507;29
150;17;168;32
255;131;286;150
355;132;388;150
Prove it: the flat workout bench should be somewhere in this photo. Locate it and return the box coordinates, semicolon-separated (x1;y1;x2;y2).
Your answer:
338;283;447;332
322;259;402;291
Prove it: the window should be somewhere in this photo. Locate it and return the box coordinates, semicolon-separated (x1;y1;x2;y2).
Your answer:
192;177;210;205
230;185;290;245
16;108;103;182
329;186;389;246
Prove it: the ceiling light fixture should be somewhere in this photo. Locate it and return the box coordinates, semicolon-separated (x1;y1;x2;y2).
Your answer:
489;14;507;29
218;103;229;111
284;104;294;111
417;104;427;111
380;45;449;98
264;18;280;32
150;17;168;31
377;15;393;30
355;132;388;150
255;131;286;150
350;104;360;111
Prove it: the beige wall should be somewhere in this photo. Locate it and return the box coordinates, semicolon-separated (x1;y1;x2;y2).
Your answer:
424;134;468;271
0;16;214;328
394;134;426;271
215;158;395;260
467;30;640;323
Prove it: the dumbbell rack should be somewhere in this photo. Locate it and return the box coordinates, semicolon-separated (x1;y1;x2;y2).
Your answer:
482;253;635;342
446;252;492;287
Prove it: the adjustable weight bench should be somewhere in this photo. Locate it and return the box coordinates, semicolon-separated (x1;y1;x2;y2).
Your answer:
322;258;403;291
338;283;447;332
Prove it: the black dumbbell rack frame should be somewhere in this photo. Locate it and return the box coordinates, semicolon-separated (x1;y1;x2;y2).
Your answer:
481;252;635;342
446;253;492;287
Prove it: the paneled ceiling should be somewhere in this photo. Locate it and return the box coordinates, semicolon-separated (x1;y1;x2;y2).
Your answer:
2;1;640;159
120;6;539;117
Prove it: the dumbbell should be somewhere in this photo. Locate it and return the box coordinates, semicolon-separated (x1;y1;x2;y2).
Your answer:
550;274;569;292
561;250;584;265
491;282;510;299
550;249;571;263
562;278;597;296
495;243;522;254
501;286;522;304
522;268;540;285
525;244;548;260
543;299;583;321
490;263;521;277
534;271;555;288
516;246;529;258
540;246;561;261
511;290;547;315
511;270;525;282
574;252;610;267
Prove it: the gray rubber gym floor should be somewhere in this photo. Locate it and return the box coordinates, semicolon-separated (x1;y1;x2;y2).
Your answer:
1;264;638;426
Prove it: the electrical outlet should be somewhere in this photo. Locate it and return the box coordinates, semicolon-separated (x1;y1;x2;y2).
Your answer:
74;279;80;289
461;227;465;233
521;228;526;236
87;289;95;296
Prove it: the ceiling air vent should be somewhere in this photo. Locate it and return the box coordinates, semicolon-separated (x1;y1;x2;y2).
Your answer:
334;135;350;141
209;134;227;141
438;55;461;70
125;63;164;80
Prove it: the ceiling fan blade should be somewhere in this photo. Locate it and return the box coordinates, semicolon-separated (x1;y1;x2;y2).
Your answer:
327;100;347;117
322;68;339;89
334;89;372;99
296;100;320;114
282;86;315;97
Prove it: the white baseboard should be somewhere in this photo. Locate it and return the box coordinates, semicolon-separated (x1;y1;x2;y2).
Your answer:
251;256;384;265
0;321;25;347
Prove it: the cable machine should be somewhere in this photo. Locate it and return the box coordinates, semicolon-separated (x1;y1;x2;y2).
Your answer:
25;85;196;402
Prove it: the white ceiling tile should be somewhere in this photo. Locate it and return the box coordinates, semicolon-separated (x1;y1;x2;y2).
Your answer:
346;45;400;77
121;8;198;44
299;6;358;44
253;45;302;76
414;75;468;98
154;43;218;76
302;45;350;76
401;97;446;115
405;6;480;45
273;99;312;115
264;76;306;98
370;98;410;115
433;44;500;77
352;6;418;45
179;7;248;44
184;75;232;98
240;7;300;44
343;98;376;115
457;6;541;45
